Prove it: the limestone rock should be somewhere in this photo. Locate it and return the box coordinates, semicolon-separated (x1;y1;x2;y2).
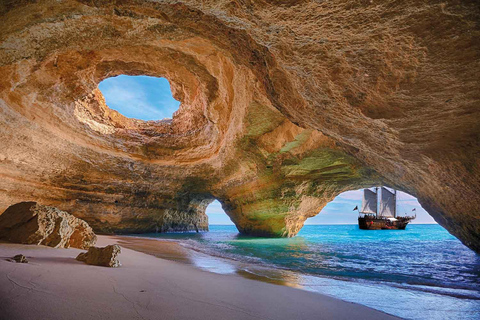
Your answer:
0;202;97;249
10;254;28;263
0;1;479;252
76;245;121;268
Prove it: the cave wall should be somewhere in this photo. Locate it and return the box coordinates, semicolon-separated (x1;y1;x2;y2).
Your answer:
0;0;479;251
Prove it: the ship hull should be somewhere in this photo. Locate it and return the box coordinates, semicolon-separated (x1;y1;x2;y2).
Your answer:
358;216;414;230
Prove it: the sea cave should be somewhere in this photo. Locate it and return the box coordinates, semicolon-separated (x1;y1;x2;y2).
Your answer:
0;1;479;319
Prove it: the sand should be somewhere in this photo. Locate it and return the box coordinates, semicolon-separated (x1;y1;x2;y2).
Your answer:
0;236;400;320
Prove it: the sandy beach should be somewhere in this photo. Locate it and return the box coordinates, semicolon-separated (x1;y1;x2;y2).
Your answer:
0;235;401;320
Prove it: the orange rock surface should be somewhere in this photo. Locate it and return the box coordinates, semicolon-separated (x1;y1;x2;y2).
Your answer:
0;202;96;249
0;1;478;251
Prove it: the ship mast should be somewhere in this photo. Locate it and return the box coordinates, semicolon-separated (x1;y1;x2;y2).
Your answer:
361;187;378;217
393;189;397;218
378;187;396;218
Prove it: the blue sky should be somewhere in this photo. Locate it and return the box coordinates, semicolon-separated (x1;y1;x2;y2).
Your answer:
98;75;436;226
98;75;180;120
206;190;436;225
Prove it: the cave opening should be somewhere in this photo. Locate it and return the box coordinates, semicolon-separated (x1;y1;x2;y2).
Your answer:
305;187;437;226
97;75;180;121
205;200;234;226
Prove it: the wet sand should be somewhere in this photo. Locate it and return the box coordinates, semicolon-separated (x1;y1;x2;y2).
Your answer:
0;235;400;320
115;236;192;263
116;235;306;288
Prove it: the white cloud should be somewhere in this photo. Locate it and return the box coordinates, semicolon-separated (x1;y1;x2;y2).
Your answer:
98;75;180;121
308;188;436;224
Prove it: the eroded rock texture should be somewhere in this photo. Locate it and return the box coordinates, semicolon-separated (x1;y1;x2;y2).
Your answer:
0;1;479;251
76;244;121;267
0;202;97;249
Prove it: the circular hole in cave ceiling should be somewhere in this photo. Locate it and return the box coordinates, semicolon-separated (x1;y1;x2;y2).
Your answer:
98;75;180;121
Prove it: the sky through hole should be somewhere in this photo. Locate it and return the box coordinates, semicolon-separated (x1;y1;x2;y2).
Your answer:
98;75;180;121
206;190;436;225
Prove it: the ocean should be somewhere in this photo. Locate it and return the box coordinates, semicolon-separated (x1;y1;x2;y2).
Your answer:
132;224;480;320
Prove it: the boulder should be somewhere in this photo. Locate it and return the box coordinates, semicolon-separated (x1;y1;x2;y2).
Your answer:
0;1;480;253
76;245;121;268
12;254;28;263
0;202;96;249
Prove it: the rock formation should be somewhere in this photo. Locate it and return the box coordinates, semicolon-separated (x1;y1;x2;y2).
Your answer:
0;202;97;249
76;244;121;268
11;254;28;263
0;1;479;251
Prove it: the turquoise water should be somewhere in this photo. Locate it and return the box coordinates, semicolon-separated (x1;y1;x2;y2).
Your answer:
135;225;480;320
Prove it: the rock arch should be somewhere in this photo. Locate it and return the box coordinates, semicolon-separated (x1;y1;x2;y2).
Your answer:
0;0;479;251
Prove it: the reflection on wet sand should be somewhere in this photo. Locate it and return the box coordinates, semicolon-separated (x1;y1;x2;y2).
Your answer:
115;236;303;289
115;236;192;263
116;225;480;320
235;268;303;289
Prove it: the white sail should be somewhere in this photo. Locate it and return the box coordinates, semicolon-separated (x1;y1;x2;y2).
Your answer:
379;187;395;217
361;188;377;214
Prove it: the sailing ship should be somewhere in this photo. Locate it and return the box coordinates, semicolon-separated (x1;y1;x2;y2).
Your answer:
355;187;416;230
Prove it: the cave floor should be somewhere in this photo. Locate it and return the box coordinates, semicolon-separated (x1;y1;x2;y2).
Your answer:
0;236;400;320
